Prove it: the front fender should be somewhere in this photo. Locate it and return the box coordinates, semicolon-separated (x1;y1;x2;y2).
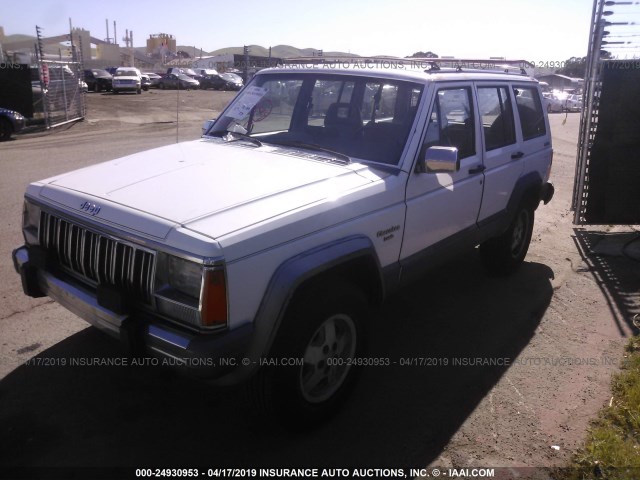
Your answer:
216;235;382;385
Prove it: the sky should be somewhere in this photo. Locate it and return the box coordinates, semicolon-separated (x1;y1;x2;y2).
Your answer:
0;0;605;61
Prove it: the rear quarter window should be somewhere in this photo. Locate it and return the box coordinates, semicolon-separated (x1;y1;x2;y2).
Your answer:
513;86;546;140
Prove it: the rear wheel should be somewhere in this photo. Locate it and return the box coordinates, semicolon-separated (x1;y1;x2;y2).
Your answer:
249;280;367;428
480;204;534;276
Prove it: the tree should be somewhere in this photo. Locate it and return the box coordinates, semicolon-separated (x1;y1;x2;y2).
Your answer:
556;56;586;77
406;51;438;58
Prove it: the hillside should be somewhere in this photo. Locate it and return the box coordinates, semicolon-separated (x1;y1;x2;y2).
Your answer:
3;33;68;55
177;44;357;58
4;32;360;60
3;33;37;44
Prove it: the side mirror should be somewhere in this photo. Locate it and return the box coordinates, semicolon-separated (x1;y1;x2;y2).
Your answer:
201;118;217;136
421;146;460;173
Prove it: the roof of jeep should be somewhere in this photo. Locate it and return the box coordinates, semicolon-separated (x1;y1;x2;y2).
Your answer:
257;65;539;84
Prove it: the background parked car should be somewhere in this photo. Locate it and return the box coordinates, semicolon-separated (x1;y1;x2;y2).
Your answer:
158;73;200;90
0;108;26;141
565;93;583;112
143;72;162;88
83;69;112;92
140;74;151;91
200;72;243;91
194;68;219;77
112;67;142;94
543;91;565;113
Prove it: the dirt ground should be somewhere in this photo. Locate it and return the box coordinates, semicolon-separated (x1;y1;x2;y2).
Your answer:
0;89;638;474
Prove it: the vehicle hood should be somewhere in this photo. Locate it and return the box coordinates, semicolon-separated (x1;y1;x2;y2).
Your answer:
36;139;376;240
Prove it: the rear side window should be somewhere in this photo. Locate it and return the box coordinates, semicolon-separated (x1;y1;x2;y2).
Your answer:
478;86;516;151
513;86;546;140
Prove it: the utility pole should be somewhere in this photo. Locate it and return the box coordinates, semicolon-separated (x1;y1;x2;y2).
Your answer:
243;45;250;82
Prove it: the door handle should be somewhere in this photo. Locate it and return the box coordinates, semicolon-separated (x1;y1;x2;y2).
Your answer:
468;164;486;175
511;151;525;160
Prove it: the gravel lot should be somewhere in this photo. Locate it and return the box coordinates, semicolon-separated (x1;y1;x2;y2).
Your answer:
0;90;638;472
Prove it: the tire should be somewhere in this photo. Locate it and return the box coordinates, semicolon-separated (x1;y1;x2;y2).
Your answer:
480;204;534;276
94;83;101;93
249;280;368;428
137;88;142;94
0;118;13;141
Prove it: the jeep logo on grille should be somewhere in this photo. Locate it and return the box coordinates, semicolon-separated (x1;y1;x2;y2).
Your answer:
80;201;101;216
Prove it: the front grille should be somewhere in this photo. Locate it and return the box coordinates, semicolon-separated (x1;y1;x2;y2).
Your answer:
38;212;156;304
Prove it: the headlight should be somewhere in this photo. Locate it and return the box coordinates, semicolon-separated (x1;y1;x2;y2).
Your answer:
22;200;41;245
155;253;227;329
166;255;202;298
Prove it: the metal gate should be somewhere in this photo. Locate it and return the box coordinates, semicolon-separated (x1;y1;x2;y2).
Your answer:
37;60;86;127
34;26;85;128
572;0;640;225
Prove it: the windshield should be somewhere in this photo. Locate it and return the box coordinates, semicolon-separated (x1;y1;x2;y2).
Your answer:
221;73;241;82
207;72;423;165
116;70;138;77
92;69;110;76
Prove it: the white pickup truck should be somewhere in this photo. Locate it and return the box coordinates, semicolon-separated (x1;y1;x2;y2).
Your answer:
14;64;553;425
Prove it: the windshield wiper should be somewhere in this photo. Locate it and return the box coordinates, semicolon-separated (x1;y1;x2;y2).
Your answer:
267;140;350;164
209;129;263;147
223;131;263;147
208;121;262;147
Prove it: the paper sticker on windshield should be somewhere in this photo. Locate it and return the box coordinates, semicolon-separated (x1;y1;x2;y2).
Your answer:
226;86;268;120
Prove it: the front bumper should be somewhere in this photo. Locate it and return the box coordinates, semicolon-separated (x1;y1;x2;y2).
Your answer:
12;245;253;383
112;82;140;91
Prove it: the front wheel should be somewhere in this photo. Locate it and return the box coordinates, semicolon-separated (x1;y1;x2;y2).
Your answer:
0;118;13;141
480;205;534;276
249;281;367;428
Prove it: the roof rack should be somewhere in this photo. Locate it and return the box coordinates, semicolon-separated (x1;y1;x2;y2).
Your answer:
421;59;533;75
280;56;533;75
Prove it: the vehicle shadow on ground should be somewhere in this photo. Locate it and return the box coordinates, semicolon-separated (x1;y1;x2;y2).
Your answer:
0;253;554;469
573;229;640;336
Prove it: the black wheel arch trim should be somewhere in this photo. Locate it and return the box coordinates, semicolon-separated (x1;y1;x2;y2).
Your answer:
475;171;552;245
508;171;544;214
217;235;384;385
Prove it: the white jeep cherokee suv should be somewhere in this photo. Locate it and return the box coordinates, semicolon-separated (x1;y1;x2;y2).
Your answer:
14;65;553;425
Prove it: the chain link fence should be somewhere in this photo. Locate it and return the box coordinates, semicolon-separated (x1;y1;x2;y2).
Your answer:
36;60;85;128
33;25;86;129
